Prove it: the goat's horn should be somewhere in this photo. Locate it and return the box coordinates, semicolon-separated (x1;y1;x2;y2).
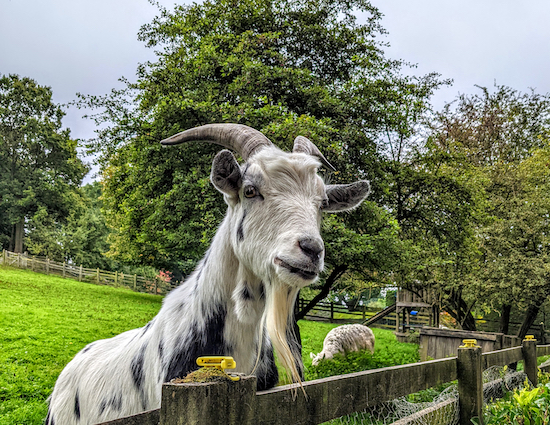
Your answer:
160;124;272;160
293;136;336;171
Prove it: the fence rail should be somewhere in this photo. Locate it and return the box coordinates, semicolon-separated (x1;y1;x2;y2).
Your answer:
100;338;550;425
298;298;430;330
0;249;175;295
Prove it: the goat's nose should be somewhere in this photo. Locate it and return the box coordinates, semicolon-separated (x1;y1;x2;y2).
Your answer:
298;237;324;262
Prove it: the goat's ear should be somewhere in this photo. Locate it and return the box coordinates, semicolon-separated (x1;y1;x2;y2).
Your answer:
309;352;316;359
323;180;370;212
211;150;242;200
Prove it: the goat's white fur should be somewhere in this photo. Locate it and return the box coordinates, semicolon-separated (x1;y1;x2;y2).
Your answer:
46;141;370;425
310;324;375;366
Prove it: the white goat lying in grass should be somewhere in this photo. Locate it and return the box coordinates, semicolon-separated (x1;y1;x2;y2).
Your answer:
310;324;375;366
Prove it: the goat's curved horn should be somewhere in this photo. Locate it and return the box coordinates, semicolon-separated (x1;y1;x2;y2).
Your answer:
160;124;273;160
293;136;336;171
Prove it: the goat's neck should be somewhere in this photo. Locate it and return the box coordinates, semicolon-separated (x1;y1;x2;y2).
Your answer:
178;213;266;371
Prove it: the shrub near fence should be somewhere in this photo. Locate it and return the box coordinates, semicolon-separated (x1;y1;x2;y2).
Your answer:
0;249;175;295
99;338;550;425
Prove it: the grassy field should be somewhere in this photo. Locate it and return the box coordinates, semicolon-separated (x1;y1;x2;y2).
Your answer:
0;266;162;425
0;265;419;425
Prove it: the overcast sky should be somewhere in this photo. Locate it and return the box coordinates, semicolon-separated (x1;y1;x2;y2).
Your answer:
2;0;550;182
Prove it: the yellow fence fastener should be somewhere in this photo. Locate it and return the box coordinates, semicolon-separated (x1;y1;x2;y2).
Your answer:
196;356;240;381
460;339;479;348
524;335;536;342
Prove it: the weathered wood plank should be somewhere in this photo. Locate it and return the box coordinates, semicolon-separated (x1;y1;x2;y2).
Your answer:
96;409;159;425
536;344;550;357
254;358;457;425
482;347;523;369
420;327;499;341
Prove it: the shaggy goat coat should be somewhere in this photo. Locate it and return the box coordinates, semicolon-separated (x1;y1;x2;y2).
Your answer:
46;126;370;425
310;324;375;366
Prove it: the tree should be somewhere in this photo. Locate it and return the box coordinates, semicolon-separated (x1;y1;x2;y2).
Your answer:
24;182;116;269
430;85;550;334
383;139;485;330
81;0;445;296
0;74;87;252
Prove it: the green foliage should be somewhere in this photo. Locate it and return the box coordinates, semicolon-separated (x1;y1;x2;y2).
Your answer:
25;182;116;269
80;0;444;285
396;84;550;331
0;74;88;252
299;321;419;380
484;382;550;425
0;265;162;425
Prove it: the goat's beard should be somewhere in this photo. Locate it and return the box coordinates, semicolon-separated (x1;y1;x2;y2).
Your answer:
264;281;303;386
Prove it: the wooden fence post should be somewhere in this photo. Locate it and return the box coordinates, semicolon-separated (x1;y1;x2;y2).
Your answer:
522;335;538;387
2;249;6;265
457;339;483;425
63;262;66;278
134;274;137;290
79;265;83;282
97;268;100;284
115;271;118;287
330;302;334;322
46;258;50;275
160;376;256;425
154;277;158;295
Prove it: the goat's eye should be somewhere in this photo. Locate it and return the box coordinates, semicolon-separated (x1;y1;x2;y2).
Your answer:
244;186;258;198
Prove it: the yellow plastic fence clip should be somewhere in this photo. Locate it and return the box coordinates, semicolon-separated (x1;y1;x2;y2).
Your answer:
196;356;240;381
459;339;478;348
524;335;536;342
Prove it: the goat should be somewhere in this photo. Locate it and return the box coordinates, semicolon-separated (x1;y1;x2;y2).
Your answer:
46;124;371;425
310;324;375;366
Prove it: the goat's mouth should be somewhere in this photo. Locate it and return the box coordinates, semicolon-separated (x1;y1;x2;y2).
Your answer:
274;258;318;280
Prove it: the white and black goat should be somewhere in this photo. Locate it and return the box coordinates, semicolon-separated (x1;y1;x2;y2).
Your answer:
46;124;370;425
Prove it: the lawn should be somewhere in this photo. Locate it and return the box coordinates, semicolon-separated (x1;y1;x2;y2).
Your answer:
0;265;419;425
0;266;162;425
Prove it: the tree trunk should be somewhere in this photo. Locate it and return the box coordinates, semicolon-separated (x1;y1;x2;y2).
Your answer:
516;302;542;340
444;292;477;331
499;304;512;335
14;220;24;253
295;264;347;321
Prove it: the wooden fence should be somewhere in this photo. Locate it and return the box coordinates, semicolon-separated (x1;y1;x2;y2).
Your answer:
0;249;175;295
298;298;430;330
99;338;550;425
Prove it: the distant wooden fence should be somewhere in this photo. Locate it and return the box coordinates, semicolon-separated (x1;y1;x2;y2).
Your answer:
298;298;430;330
0;249;175;295
99;338;550;425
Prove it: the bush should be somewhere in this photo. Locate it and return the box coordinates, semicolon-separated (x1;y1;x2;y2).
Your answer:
484;373;550;425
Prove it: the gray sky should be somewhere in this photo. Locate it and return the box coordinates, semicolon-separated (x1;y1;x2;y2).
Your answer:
2;1;550;182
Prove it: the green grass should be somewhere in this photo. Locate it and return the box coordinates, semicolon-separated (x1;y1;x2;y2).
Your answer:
0;265;162;425
0;265;420;425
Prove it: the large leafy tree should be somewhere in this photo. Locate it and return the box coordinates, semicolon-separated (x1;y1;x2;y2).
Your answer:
82;0;444;298
0;74;87;252
430;85;550;334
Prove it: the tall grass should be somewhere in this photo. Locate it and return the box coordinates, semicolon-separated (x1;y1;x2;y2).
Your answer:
0;266;420;425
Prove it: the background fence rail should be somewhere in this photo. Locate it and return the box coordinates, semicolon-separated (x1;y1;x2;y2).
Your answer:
0;249;175;295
